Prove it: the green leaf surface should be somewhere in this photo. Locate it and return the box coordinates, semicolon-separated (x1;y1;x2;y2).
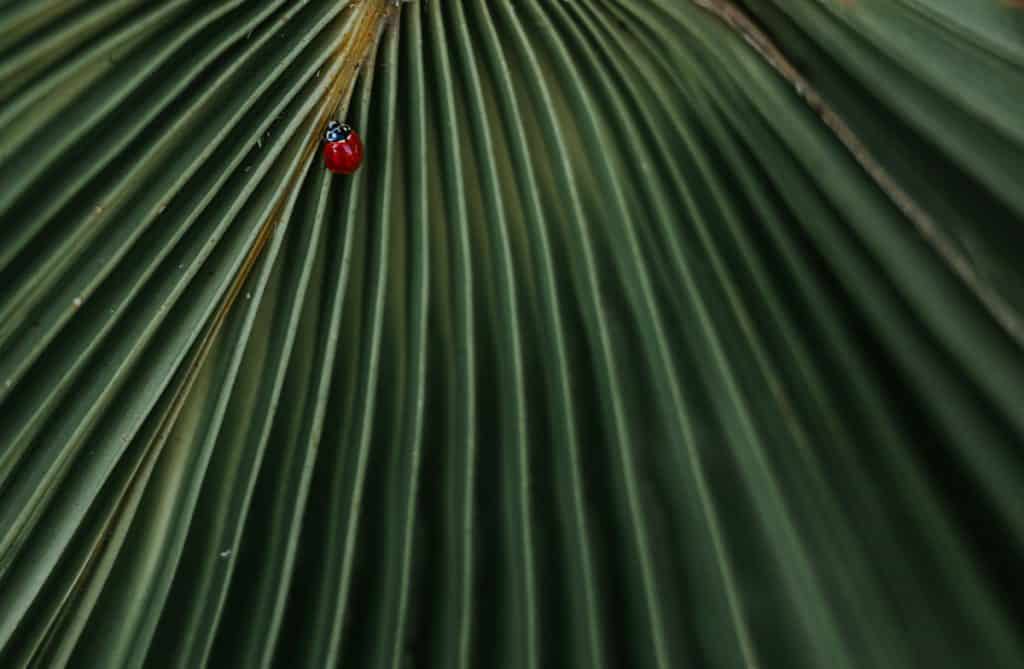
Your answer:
1;1;1023;667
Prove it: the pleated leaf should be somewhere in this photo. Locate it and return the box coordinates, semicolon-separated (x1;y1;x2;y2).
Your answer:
1;1;1022;667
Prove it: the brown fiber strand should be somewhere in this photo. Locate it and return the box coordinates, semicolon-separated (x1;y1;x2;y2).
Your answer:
151;0;395;449
693;0;1024;348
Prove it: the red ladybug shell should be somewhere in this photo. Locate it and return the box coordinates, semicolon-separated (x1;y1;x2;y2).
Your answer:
323;129;363;175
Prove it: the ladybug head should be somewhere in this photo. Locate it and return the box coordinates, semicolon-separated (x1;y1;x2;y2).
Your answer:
324;121;352;143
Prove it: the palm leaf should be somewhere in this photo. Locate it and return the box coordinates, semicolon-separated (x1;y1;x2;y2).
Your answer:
1;1;1022;667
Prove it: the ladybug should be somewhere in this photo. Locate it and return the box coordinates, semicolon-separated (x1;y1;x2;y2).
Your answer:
322;120;363;175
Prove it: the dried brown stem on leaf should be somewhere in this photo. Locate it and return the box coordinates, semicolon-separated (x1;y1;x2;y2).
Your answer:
693;0;1024;346
153;0;396;446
